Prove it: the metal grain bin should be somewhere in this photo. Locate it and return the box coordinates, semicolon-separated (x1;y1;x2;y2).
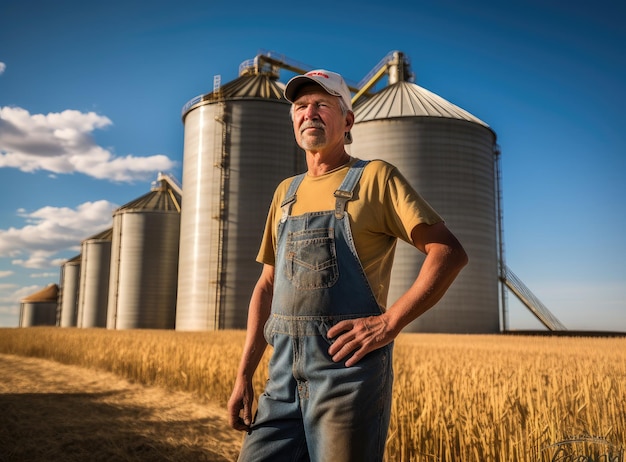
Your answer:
176;71;304;331
77;228;112;328
59;254;81;327
107;176;181;330
351;77;500;333
19;284;58;327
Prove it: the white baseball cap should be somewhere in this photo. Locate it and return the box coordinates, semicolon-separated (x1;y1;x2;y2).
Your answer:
284;69;353;144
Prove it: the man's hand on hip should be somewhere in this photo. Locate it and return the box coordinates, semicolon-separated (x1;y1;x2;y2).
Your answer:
327;314;396;367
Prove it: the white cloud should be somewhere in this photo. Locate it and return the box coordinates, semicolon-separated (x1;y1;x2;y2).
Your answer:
12;251;65;269
29;272;58;278
0;62;5;75
0;284;38;304
0;304;20;320
0;106;176;182
0;200;117;268
0;270;13;278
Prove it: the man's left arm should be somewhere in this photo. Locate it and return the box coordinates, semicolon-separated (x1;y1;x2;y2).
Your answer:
327;221;468;367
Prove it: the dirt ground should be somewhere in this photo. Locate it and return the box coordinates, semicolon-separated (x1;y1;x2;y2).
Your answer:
0;354;243;462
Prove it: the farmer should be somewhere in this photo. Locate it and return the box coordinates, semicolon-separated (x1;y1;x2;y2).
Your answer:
228;69;468;461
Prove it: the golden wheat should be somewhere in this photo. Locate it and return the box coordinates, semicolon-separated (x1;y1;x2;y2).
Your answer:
1;328;624;461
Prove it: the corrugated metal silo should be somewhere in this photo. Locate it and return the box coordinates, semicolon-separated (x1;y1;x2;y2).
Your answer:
176;68;305;331
77;228;112;328
59;254;81;327
350;58;500;333
19;284;58;327
107;177;181;330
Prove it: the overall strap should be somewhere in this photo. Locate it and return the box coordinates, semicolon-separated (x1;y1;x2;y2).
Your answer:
334;159;370;219
280;173;306;222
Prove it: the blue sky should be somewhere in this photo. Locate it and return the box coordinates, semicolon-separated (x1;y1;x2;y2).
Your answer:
1;0;624;331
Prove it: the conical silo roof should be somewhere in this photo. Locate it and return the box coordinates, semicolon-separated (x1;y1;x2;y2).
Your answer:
354;80;491;130
82;227;113;243
21;283;58;302
115;178;181;213
216;73;285;100
182;74;286;120
65;254;81;264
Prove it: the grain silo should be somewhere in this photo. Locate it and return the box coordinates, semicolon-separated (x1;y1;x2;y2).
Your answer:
176;59;305;331
350;52;500;333
59;254;81;327
19;284;58;327
107;174;181;330
77;228;112;328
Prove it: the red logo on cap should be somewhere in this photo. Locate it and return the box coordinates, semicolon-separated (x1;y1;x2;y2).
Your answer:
306;71;330;79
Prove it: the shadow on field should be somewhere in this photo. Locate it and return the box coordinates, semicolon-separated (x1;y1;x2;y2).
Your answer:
0;391;236;462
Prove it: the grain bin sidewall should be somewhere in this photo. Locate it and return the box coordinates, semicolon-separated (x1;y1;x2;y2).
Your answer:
109;209;180;330
60;261;81;327
351;116;500;333
176;97;303;331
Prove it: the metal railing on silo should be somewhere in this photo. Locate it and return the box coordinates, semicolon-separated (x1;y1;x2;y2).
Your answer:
502;266;567;331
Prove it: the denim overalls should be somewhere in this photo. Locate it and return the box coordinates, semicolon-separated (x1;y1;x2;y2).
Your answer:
238;160;394;462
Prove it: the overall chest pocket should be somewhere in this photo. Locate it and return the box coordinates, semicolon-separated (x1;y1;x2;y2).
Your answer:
285;228;338;289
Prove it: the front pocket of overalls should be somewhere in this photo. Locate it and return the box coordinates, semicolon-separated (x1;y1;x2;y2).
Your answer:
285;228;338;289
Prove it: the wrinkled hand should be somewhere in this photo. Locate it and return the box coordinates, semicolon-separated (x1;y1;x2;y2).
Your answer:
227;377;255;432
327;314;396;367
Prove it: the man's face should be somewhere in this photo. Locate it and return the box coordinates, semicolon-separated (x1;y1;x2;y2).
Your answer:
291;84;351;151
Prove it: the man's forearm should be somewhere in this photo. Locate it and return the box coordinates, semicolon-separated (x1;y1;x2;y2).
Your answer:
236;264;274;379
385;241;468;333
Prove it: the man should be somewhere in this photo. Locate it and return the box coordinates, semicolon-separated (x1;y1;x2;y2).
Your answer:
228;69;468;461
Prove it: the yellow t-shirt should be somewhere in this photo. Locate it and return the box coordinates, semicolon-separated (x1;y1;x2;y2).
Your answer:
257;158;442;308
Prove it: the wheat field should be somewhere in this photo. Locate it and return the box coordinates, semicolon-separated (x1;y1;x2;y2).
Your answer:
0;328;624;461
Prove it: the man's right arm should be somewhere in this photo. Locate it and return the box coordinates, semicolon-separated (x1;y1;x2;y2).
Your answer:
227;263;275;431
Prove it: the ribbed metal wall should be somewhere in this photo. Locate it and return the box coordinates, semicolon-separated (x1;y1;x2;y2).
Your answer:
59;254;81;327
20;302;57;327
19;284;58;327
350;81;500;333
77;229;111;328
107;182;180;330
176;73;304;331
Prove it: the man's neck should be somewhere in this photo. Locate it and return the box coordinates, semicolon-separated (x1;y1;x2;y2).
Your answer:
306;149;351;177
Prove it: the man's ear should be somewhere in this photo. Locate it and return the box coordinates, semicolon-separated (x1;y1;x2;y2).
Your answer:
345;111;355;131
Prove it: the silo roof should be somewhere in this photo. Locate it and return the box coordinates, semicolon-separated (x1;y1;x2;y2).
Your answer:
216;74;286;100
182;74;287;119
115;180;181;213
354;81;490;129
21;283;58;303
66;254;81;264
82;227;113;242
